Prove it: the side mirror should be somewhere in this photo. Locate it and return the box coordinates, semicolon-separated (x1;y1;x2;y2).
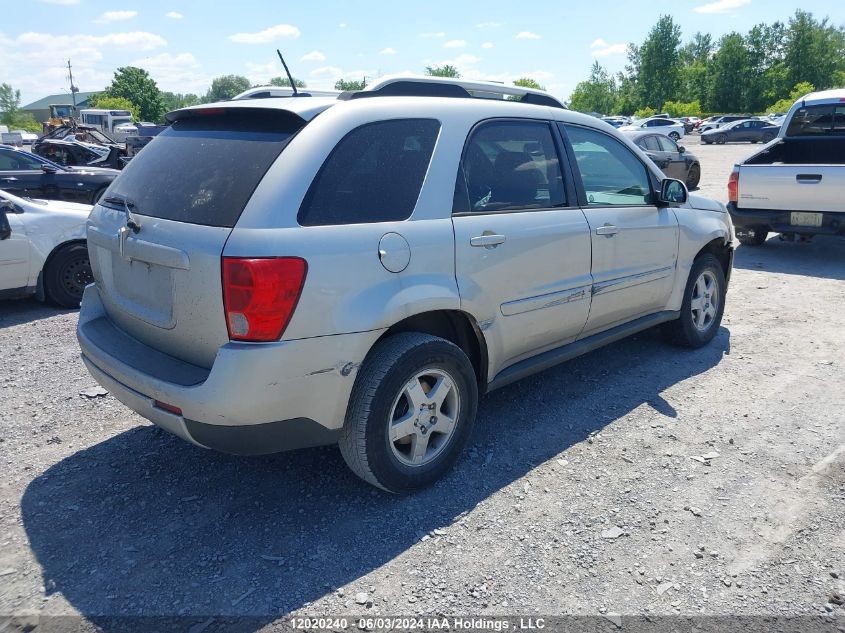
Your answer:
678;146;686;154
41;164;58;174
659;178;688;206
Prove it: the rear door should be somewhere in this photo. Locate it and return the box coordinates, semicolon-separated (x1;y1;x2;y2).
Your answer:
86;108;306;368
452;119;592;372
561;124;679;336
655;135;688;180
0;149;44;198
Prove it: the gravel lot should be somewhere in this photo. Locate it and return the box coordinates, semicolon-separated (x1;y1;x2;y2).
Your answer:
1;135;843;631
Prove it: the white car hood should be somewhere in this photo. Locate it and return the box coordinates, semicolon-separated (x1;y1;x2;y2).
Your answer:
687;194;726;213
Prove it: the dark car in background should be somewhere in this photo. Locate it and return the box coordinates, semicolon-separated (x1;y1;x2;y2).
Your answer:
629;131;701;189
32;139;125;170
701;119;779;145
0;146;118;204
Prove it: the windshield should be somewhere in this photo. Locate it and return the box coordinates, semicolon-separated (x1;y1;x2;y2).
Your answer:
102;109;304;228
786;104;845;136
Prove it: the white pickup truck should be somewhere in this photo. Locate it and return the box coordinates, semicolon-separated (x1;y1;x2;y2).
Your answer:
727;88;845;245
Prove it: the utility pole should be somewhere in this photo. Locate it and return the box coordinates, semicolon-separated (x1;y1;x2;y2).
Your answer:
66;59;79;110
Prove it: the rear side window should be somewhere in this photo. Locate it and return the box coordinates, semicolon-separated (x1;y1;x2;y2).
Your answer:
298;119;440;226
102;109;303;227
786;104;845;137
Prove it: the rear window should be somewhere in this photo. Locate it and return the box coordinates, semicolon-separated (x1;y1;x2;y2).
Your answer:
298;119;440;226
786;104;845;137
102;109;303;227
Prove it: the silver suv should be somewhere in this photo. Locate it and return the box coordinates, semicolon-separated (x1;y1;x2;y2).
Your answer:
77;77;736;493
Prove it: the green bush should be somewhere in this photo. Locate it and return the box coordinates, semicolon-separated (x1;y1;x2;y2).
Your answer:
764;82;815;114
663;100;702;117
634;106;657;118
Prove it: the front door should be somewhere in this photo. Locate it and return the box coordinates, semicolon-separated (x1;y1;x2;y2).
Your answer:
453;119;593;375
0;206;30;291
561;124;679;336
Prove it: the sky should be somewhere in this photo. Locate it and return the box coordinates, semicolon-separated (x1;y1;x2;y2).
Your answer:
2;0;844;107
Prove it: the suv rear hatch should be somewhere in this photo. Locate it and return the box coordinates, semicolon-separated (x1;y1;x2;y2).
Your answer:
86;108;306;368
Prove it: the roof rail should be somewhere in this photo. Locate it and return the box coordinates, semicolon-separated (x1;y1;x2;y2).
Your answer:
338;75;567;109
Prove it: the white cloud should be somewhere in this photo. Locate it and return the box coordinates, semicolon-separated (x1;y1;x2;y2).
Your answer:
338;23;347;28
131;52;211;95
228;23;301;44
429;53;482;72
39;0;79;4
94;10;138;24
444;39;466;48
475;22;501;29
420;31;445;38
379;48;396;55
166;11;183;19
693;0;750;13
591;40;627;57
516;31;541;40
481;42;494;49
16;31;166;50
301;50;325;61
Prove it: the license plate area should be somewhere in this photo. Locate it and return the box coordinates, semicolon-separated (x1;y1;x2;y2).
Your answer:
790;212;823;227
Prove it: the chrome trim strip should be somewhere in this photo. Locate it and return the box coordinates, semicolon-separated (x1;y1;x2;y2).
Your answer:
592;265;675;296
501;284;591;317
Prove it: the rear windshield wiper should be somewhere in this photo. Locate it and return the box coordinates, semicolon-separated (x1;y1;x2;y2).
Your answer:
103;195;142;233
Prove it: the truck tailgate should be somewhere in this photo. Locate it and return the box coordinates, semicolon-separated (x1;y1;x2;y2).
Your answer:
737;164;845;213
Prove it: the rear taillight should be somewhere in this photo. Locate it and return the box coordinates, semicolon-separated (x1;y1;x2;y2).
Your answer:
222;257;307;342
728;168;739;204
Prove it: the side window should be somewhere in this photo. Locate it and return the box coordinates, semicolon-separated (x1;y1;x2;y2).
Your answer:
656;136;678;153
564;125;653;207
641;135;661;152
458;120;565;213
298;119;440;226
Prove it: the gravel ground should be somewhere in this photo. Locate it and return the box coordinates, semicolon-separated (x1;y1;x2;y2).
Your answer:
1;136;844;631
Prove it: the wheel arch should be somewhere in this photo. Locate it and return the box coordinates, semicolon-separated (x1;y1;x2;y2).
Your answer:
695;236;733;285
376;309;489;389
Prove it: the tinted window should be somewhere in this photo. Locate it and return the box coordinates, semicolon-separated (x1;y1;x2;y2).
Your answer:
786;104;845;137
656;136;678;152
565;125;653;206
640;135;661;152
458;120;565;213
0;150;41;170
298;119;439;226
103;109;302;228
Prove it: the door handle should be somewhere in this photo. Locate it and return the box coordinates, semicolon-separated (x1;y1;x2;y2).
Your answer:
796;174;822;184
1;177;18;182
470;234;506;248
595;224;619;237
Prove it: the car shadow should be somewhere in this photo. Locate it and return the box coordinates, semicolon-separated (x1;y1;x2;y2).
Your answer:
733;235;845;281
21;326;730;630
0;298;76;327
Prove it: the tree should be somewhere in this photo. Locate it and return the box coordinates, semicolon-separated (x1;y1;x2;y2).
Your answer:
100;66;165;122
513;77;545;91
569;62;617;114
708;33;749;113
637;15;682;111
425;65;460;78
161;92;201;112
87;95;140;121
663;100;702;117
678;33;712;105
765;81;816;114
745;22;786;112
206;75;251;102
269;76;306;88
783;10;845;93
0;83;45;132
334;78;366;91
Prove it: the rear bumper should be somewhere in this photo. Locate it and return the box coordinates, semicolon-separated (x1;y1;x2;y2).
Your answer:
727;204;845;236
77;284;385;454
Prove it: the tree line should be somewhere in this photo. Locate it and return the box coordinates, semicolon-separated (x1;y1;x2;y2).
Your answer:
569;9;845;117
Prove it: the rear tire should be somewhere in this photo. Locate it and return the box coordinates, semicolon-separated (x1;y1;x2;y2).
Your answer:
44;243;93;308
339;333;478;494
737;226;768;246
662;254;726;349
669;132;681;141
686;163;701;189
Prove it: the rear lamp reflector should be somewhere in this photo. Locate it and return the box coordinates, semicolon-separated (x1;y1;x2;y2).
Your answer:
727;168;739;204
222;257;307;342
154;400;183;416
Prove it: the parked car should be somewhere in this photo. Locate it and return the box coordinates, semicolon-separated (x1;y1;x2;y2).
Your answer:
13;130;39;145
701;119;779;145
33;139;125;170
125;124;169;158
1;132;24;147
233;86;342;100
619;117;685;141
698;115;749;133
0;145;118;204
629;131;701;189
728;88;845;245
0;190;93;307
77;76;735;493
601;116;629;128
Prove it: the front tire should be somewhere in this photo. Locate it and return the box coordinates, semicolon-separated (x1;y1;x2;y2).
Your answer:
686;163;701;189
339;333;478;494
44;243;93;308
669;132;681;141
662;254;726;349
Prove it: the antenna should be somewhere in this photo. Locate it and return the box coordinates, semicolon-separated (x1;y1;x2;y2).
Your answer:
276;49;299;96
